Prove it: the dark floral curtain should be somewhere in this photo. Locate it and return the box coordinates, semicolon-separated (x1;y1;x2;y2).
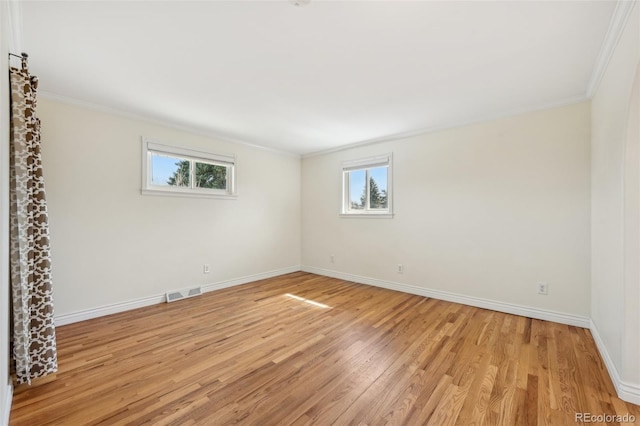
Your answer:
9;55;57;384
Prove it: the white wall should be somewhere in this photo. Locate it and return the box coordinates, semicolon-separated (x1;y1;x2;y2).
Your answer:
2;0;635;411
0;3;12;424
591;3;640;403
302;102;591;319
38;98;301;318
623;63;640;389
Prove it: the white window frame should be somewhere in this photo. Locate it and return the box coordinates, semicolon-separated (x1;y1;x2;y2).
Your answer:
341;153;393;218
141;138;237;199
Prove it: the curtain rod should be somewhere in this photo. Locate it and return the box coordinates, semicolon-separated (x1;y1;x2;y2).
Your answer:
9;52;28;60
9;52;29;71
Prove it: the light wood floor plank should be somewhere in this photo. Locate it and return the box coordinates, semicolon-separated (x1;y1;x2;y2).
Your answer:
9;272;639;425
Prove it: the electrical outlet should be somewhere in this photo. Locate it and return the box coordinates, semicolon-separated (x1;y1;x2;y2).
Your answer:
397;264;404;274
537;282;548;295
203;264;210;274
330;255;335;263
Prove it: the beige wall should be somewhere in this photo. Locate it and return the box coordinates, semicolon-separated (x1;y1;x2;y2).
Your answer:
591;3;640;396
2;2;636;411
38;98;301;317
0;3;11;423
302;102;591;317
623;63;640;387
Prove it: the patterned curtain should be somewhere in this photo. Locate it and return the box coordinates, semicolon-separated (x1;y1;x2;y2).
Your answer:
9;55;58;384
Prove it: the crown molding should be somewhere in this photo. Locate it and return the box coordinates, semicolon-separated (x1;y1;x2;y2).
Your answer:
302;94;588;158
38;91;301;159
586;0;638;97
42;90;589;161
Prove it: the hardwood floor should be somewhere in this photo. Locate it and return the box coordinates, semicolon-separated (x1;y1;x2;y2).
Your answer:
10;272;640;425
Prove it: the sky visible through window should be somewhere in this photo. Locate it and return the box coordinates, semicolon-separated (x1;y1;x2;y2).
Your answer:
349;167;387;205
151;154;182;185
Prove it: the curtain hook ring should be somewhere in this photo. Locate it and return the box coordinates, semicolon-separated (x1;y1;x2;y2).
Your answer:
20;52;29;71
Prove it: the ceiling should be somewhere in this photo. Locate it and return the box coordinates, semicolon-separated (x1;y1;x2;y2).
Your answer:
21;1;616;155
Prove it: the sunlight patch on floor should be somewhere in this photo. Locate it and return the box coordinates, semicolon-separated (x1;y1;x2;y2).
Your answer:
284;293;330;309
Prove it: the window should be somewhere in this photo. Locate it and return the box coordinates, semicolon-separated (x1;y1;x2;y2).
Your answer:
141;138;236;198
341;154;393;217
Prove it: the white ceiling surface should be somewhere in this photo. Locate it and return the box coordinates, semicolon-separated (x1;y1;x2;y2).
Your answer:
22;1;615;155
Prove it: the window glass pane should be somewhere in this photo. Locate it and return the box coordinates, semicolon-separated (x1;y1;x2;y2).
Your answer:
195;162;227;190
349;169;366;210
151;154;190;187
369;166;388;209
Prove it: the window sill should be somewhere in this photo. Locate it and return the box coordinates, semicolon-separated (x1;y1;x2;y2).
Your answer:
340;213;394;219
141;188;237;200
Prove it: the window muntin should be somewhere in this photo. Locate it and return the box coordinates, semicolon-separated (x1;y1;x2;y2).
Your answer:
342;154;392;217
142;139;236;198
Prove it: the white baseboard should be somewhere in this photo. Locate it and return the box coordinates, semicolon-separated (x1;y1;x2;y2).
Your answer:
55;293;165;326
301;266;590;328
200;266;301;293
55;266;301;326
2;383;13;426
52;265;639;406
590;319;640;405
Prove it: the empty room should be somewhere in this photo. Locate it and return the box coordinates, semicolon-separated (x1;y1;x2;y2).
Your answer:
1;0;639;424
